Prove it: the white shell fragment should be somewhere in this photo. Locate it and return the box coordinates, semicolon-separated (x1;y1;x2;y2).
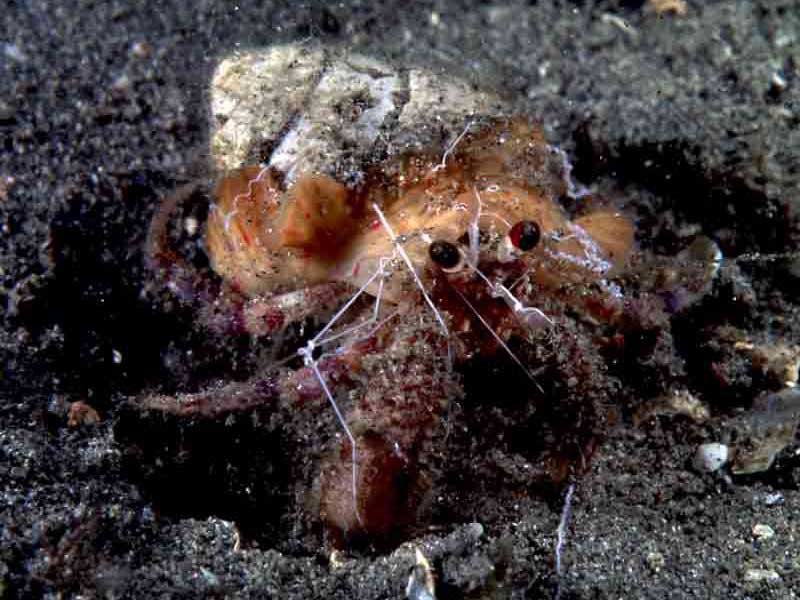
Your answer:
693;442;729;473
406;548;436;600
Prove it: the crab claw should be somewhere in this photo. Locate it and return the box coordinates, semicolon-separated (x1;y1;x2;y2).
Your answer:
320;431;420;549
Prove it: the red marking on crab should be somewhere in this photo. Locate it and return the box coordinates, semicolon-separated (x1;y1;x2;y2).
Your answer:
237;222;252;246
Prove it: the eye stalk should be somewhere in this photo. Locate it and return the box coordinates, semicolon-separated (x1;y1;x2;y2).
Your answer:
508;220;541;251
428;240;463;272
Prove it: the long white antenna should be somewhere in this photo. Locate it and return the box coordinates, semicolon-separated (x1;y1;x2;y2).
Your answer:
223;165;273;234
431;120;473;173
297;344;362;527
452;287;544;394
295;253;396;530
371;203;450;339
466;252;553;331
466;187;482;267
293;202;458;531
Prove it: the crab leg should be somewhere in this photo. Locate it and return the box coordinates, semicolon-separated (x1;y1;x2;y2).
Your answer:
295;251;399;529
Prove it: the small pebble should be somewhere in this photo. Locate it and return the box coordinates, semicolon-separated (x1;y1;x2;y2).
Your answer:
199;567;219;587
329;549;345;570
2;42;26;63
769;72;788;94
184;216;199;236
67;401;101;428
0;101;16;124
764;492;785;507
693;442;729;472
743;568;781;583
646;551;665;572
752;524;775;540
129;40;152;59
10;465;29;479
466;522;484;539
110;74;132;96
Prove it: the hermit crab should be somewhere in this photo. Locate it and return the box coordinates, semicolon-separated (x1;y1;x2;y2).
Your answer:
139;117;637;546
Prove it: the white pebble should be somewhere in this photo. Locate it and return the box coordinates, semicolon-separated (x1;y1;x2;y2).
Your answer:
764;493;785;507
184;216;199;236
752;524;775;540
693;442;729;472
2;43;26;63
646;551;665;572
770;72;788;92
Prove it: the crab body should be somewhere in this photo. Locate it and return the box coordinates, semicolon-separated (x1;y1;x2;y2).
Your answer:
146;118;635;545
206;118;633;328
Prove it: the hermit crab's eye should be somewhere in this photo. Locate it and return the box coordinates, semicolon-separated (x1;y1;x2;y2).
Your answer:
429;240;462;271
508;220;541;251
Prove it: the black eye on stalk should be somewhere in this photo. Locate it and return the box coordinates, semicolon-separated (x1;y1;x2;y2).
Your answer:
429;240;461;270
508;220;541;251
